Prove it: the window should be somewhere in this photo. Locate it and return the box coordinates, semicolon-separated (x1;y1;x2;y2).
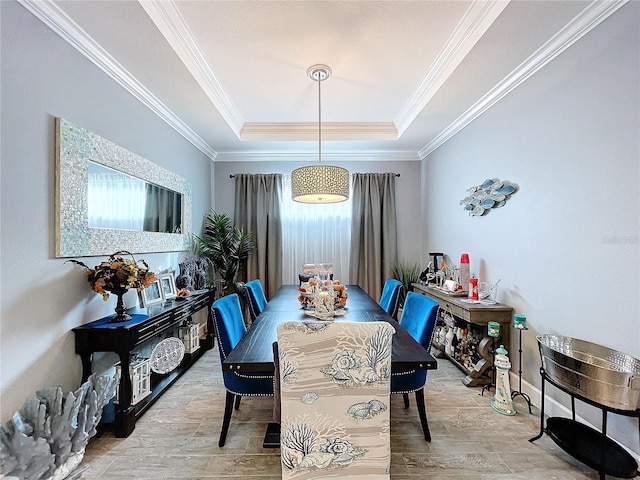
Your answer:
281;174;352;284
88;171;145;230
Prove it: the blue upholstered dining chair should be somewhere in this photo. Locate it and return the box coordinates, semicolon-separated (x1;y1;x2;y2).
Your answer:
379;278;403;320
390;291;439;441
211;293;274;447
243;278;268;323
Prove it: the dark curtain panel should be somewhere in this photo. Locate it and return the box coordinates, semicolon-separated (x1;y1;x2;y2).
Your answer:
143;184;182;233
349;173;398;299
234;174;283;300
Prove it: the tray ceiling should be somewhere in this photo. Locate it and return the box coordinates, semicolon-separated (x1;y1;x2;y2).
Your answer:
25;0;622;160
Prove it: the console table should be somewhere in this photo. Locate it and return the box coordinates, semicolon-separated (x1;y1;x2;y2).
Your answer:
73;289;214;437
412;283;513;386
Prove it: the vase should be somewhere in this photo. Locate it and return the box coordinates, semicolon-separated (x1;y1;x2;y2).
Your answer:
110;288;131;323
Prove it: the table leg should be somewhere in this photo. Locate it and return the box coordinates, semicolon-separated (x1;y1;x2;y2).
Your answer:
114;349;134;438
79;352;92;383
263;422;280;448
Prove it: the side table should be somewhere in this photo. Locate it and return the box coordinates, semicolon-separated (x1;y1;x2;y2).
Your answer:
412;283;513;386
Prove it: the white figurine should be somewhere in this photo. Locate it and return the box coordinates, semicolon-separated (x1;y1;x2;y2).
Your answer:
491;345;516;416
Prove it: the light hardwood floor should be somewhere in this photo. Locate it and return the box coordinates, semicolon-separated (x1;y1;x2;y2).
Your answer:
74;348;606;479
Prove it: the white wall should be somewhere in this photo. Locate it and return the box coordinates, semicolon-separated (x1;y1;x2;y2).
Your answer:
422;2;639;452
213;160;423;263
0;1;212;417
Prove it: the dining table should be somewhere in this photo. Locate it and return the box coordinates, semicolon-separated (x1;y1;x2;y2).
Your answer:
223;284;438;447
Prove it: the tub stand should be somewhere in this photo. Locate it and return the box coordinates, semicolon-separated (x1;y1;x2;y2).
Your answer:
529;367;640;479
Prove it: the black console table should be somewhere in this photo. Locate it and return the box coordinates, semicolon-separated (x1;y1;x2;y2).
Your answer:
73;290;214;437
530;367;639;479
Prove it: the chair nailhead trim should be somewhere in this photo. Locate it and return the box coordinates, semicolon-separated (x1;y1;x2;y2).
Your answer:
227;390;273;397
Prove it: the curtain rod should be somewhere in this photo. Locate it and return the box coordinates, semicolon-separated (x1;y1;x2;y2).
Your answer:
229;173;401;178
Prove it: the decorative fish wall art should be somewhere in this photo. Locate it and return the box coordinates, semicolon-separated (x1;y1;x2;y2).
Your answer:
460;178;518;216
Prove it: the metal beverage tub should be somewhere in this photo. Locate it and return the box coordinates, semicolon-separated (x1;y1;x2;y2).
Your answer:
537;334;640;411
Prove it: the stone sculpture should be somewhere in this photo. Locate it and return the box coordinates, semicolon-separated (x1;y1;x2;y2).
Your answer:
0;373;118;480
175;255;210;291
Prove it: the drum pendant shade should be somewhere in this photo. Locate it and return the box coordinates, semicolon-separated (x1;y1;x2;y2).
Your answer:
291;65;349;204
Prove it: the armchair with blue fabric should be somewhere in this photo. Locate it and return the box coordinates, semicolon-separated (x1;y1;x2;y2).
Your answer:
379;278;403;321
242;278;268;324
211;293;274;447
390;291;439;441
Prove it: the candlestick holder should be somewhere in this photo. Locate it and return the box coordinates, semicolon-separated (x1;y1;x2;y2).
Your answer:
511;314;532;413
481;321;500;396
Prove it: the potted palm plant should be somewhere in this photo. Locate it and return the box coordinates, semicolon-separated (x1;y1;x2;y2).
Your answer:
192;211;255;297
391;259;422;309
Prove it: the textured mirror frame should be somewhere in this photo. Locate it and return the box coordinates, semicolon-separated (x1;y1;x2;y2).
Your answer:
55;117;192;257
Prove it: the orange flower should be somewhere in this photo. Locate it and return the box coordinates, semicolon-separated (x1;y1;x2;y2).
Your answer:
67;251;156;300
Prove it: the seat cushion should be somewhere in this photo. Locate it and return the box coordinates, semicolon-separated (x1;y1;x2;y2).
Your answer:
222;370;274;396
391;369;427;393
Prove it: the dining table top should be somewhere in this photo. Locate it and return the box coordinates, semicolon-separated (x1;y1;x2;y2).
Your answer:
223;284;438;373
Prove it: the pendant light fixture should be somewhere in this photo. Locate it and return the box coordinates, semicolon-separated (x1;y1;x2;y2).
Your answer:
291;65;349;203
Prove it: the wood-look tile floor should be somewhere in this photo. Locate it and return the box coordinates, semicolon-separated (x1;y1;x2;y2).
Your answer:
74;348;606;479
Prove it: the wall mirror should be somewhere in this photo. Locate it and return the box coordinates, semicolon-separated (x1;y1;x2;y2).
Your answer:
55;117;192;257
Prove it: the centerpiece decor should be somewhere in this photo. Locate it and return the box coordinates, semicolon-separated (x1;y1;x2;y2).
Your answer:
68;250;157;322
297;279;348;315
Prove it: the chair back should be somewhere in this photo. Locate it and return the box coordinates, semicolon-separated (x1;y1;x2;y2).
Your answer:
399;291;439;349
211;293;247;361
301;263;333;275
299;263;333;285
277;320;394;479
243;279;268;322
211;293;273;447
379;278;403;320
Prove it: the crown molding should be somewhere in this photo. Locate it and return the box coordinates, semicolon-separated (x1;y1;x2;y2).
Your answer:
215;151;420;163
394;0;510;136
419;0;628;159
20;0;625;163
139;0;244;137
240;122;398;141
18;0;218;160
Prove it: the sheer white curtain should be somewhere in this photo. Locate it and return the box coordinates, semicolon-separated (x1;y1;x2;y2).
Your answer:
88;173;145;230
281;174;352;284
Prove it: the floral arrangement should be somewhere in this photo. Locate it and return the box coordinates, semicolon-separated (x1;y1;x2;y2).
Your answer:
67;251;157;300
297;279;348;309
333;282;348;307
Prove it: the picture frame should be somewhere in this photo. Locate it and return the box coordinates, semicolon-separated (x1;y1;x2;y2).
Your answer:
139;279;164;308
159;272;177;301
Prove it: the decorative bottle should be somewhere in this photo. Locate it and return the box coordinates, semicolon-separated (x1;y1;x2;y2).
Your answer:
468;276;479;300
459;254;470;292
445;327;455;357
